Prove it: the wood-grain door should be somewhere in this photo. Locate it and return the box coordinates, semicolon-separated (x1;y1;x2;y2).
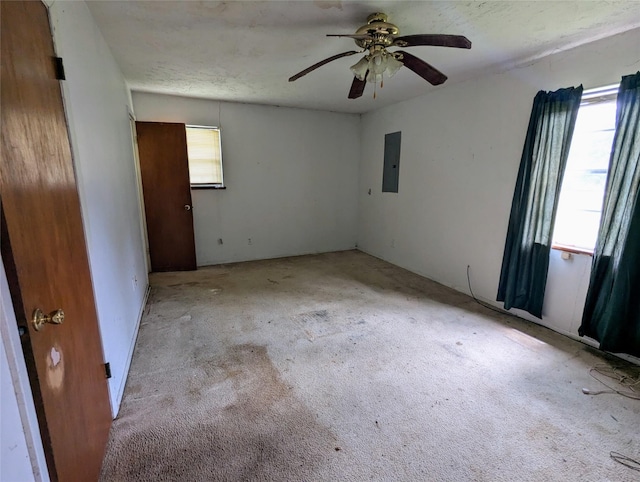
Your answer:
0;2;112;480
136;122;197;272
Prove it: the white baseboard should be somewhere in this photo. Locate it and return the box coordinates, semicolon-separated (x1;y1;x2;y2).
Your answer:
354;248;640;367
111;284;150;417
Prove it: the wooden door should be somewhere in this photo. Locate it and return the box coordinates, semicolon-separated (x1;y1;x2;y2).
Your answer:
136;122;197;271
0;2;112;480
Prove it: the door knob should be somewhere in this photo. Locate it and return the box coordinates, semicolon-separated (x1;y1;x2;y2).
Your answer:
184;205;192;211
32;309;64;332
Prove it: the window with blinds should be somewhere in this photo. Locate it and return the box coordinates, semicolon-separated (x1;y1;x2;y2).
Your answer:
185;126;223;187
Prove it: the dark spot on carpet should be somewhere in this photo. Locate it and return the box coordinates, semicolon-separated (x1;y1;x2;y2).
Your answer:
296;310;340;340
101;343;337;481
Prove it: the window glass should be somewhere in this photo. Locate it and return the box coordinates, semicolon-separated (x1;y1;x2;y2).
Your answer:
552;90;617;252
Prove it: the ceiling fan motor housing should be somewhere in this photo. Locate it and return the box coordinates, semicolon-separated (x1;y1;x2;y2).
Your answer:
354;12;399;49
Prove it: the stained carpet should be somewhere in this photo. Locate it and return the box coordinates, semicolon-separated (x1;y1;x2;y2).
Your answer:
100;250;639;481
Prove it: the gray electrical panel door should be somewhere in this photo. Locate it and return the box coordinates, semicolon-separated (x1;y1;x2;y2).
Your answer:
382;131;401;193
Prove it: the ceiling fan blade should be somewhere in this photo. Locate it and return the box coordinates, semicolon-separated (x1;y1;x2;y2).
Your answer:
397;51;447;85
327;34;372;40
348;74;367;99
289;51;359;82
393;34;471;49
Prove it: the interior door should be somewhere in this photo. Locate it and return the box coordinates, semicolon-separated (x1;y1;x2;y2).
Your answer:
136;121;197;271
0;2;112;480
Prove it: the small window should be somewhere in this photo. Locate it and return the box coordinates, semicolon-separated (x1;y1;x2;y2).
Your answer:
185;126;224;188
552;85;618;253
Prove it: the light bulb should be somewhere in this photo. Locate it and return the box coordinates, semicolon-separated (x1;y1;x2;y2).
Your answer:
369;50;387;76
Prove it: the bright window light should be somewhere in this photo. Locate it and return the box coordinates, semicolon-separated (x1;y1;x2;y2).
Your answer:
552;86;618;253
186;126;223;187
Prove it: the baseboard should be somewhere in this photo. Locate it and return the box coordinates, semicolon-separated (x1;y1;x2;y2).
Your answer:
196;246;358;268
111;283;150;417
452;291;640;367
354;248;640;367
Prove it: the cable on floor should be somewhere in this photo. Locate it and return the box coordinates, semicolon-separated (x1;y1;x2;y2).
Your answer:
466;265;520;319
464;266;640;401
582;363;640;400
610;451;640;471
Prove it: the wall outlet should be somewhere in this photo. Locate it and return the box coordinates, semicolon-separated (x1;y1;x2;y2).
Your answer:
391;238;395;248
248;238;252;245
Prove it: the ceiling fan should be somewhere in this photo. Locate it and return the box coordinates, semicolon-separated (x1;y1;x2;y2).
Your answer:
288;12;471;99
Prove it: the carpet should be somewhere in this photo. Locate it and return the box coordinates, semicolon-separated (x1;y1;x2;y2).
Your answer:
100;250;639;481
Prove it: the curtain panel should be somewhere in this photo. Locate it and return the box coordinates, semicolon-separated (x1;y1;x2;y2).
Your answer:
497;86;583;318
579;72;640;357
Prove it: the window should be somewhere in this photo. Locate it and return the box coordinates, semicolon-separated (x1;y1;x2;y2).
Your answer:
552;85;618;253
185;126;224;188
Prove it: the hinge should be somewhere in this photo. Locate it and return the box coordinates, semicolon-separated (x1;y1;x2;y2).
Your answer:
104;362;112;379
54;57;66;80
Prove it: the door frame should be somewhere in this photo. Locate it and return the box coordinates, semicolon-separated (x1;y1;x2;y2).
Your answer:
0;258;49;481
129;113;151;274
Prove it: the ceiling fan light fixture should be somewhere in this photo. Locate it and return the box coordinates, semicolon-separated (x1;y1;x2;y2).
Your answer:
370;50;386;74
384;53;403;78
351;50;403;84
350;56;369;81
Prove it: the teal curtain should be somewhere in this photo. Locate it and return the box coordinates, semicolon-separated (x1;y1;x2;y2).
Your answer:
497;86;583;318
579;72;640;357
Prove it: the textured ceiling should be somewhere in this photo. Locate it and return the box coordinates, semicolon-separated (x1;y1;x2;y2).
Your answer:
86;1;640;114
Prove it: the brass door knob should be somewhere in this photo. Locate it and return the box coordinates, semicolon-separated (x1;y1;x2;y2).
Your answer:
32;309;64;331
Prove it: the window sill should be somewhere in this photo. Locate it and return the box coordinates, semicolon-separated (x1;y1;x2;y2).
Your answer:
190;185;226;190
551;244;593;256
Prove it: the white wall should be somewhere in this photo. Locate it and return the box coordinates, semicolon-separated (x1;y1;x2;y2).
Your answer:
1;260;49;482
132;93;360;266
357;28;640;342
0;341;33;482
49;1;149;415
